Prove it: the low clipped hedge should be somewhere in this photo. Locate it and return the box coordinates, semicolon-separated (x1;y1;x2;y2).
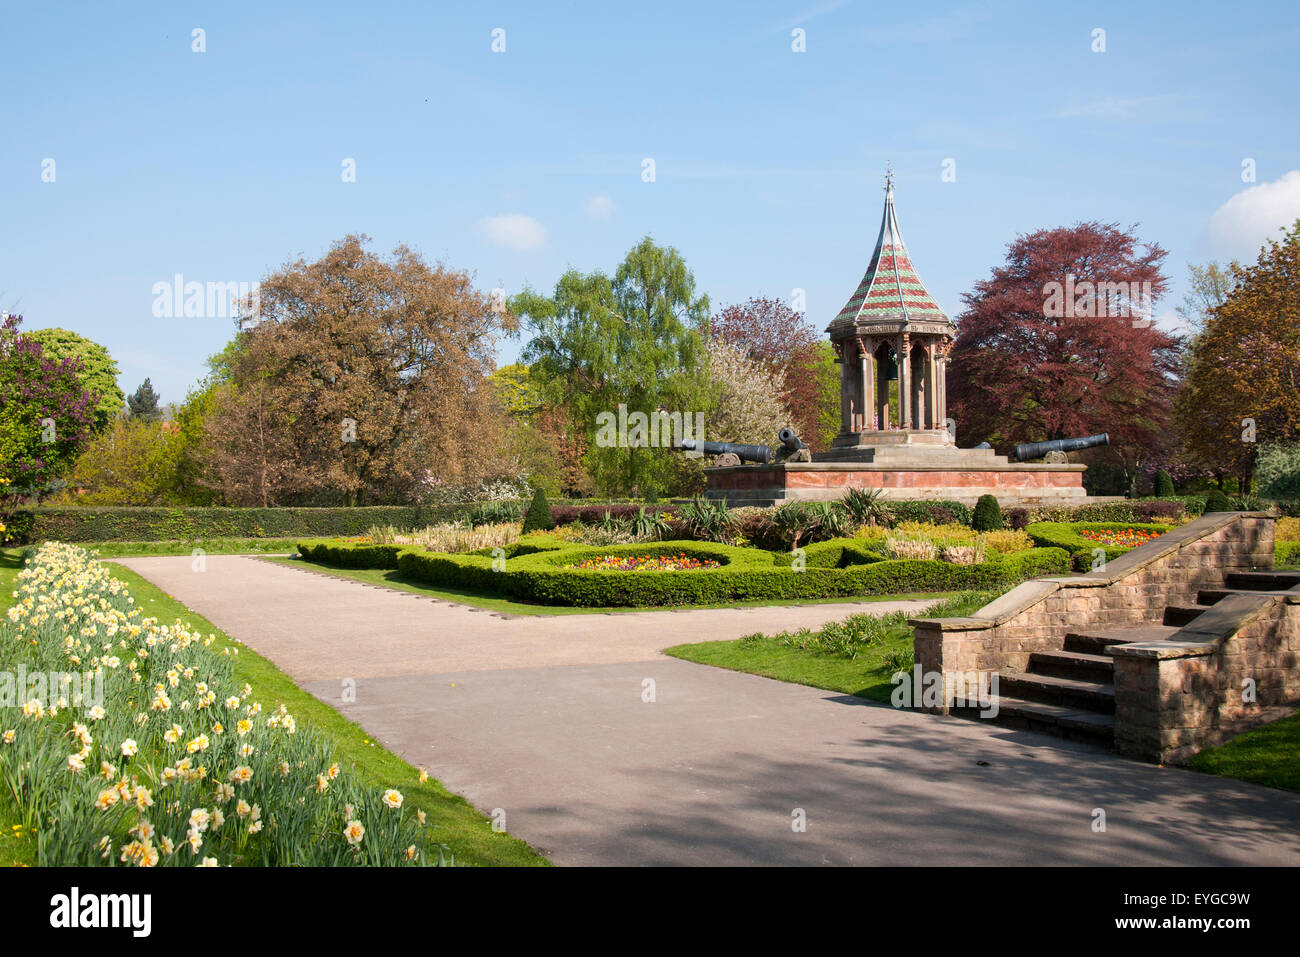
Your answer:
297;535;1069;607
1277;541;1300;569
296;539;415;568
13;505;479;544
770;537;884;569
1026;521;1173;571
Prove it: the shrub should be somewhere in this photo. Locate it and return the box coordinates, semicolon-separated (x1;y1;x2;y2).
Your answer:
1278;541;1300;568
1004;507;1031;530
971;494;1004;532
1203;488;1233;514
1154;470;1175;497
1256;442;1300;500
521;488;554;533
629;505;673;540
676;496;736;543
841;487;889;527
1275;517;1300;542
980;529;1032;554
467;500;526;526
882;499;973;527
11;505;479;544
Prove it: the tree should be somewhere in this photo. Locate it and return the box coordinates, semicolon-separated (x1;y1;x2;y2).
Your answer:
202;235;516;505
127;378;162;421
1176;261;1238;340
516;236;709;497
948;221;1181;493
702;340;794;446
707;296;833;451
0;314;99;499
64;418;184;504
23;327;124;430
1175;219;1300;488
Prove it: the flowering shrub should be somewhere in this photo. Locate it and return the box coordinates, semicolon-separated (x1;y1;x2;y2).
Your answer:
0;543;447;866
563;553;721;571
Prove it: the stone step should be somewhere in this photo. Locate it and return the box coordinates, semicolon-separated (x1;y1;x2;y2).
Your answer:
1063;624;1180;655
1197;588;1236;605
998;672;1115;714
1225;570;1300;591
1028;649;1114;682
1163;604;1207;627
956;696;1115;747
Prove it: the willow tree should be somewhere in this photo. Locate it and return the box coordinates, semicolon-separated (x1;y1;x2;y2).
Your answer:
516;236;709;497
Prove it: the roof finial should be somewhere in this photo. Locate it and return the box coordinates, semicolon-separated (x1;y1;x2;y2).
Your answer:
884;162;894;194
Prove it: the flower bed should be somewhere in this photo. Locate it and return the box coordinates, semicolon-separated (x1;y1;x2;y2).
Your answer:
564;553;721;571
0;543;445;866
1025;521;1173;571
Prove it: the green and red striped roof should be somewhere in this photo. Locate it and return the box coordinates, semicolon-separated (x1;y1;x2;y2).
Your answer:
829;181;951;329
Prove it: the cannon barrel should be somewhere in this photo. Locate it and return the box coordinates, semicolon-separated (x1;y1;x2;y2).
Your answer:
777;428;807;454
1014;433;1109;462
677;438;771;463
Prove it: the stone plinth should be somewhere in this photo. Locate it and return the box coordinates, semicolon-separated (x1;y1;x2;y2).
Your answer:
703;444;1089;507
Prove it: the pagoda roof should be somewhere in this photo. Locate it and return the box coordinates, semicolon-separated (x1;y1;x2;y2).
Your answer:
827;178;952;335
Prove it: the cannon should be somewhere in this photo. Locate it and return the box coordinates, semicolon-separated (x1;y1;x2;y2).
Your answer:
677;429;812;466
1014;433;1109;463
677;439;772;466
777;428;812;462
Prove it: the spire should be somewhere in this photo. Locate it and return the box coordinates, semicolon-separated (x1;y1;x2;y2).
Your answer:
828;172;951;330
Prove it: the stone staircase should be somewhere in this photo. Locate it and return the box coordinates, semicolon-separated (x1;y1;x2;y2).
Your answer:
966;569;1300;748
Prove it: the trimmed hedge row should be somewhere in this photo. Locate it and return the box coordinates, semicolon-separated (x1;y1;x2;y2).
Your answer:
1277;541;1300;568
12;505;482;544
1026;521;1173;571
298;536;1069;607
770;537;884;569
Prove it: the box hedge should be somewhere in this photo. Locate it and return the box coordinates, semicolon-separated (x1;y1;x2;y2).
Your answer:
1025;521;1174;571
13;505;478;544
297;535;1069;607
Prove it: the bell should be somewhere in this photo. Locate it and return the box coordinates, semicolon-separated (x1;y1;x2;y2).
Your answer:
884;355;899;380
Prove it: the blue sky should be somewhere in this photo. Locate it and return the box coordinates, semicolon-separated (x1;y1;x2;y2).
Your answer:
4;0;1299;404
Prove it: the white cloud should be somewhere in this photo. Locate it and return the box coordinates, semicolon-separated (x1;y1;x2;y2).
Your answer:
474;214;546;250
585;194;615;219
1203;170;1300;259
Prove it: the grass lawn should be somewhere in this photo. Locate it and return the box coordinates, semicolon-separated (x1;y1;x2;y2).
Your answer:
0;547;547;867
665;591;996;703
78;537;302;557
273;554;961;616
1189;710;1300;792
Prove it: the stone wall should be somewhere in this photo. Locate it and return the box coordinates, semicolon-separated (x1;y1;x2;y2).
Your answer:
912;512;1290;762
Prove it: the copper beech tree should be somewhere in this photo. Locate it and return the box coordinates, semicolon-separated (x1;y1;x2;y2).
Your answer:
947;222;1182;493
200;235;515;506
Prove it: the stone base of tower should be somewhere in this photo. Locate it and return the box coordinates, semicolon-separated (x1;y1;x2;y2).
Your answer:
702;444;1096;508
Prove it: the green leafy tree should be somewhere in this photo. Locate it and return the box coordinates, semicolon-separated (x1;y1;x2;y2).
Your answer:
516;236;710;497
127;378;162;421
521;487;554;533
23;327;124;430
0;315;99;500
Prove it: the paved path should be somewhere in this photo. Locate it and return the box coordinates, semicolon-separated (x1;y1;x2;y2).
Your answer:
116;555;1300;866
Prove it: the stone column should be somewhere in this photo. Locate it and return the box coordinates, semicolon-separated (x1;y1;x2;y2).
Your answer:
838;341;851;434
877;346;890;430
860;337;874;433
899;334;911;429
